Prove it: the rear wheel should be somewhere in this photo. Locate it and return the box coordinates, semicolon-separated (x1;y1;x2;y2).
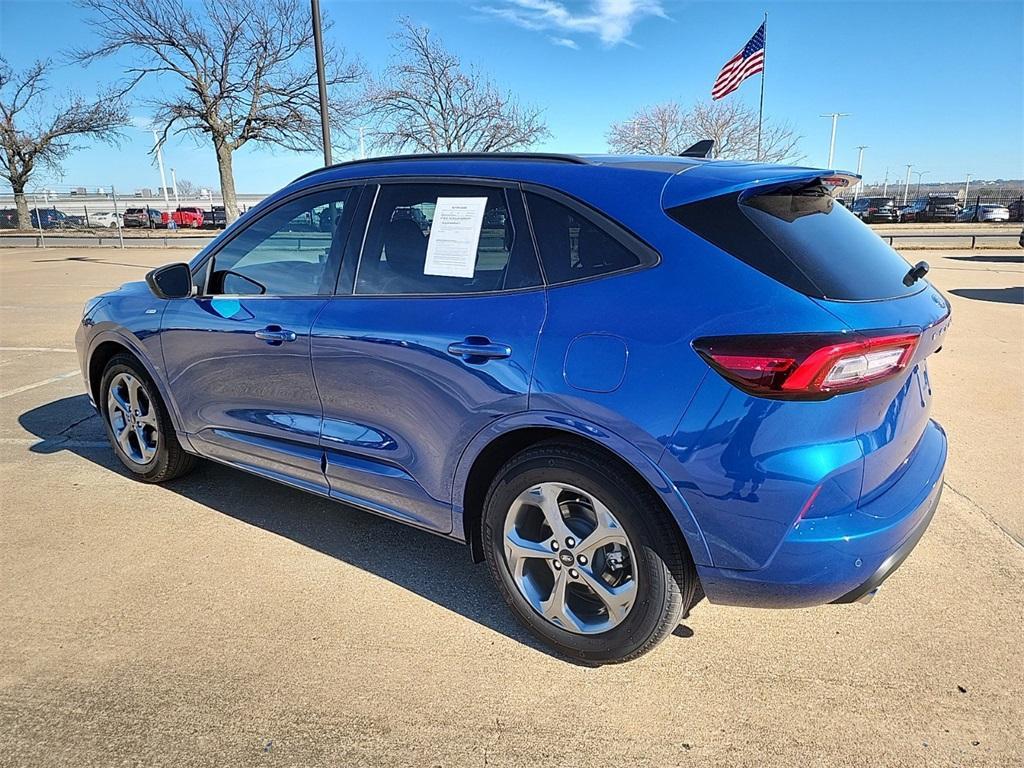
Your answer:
100;354;196;483
482;441;697;664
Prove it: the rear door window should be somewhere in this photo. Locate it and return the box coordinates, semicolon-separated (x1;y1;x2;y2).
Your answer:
354;183;540;295
669;183;918;300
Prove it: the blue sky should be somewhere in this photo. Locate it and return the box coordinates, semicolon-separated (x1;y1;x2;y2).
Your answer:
1;0;1021;193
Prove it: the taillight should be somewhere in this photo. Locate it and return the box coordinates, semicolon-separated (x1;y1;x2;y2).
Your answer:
693;331;920;399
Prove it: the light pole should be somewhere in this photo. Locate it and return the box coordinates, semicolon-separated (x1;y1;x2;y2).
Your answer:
170;168;180;209
913;170;930;199
820;113;850;168
311;0;332;166
902;164;913;204
151;130;171;212
854;145;868;200
882;167;889;197
963;172;973;204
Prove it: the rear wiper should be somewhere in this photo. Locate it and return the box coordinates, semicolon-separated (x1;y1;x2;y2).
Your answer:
903;260;930;286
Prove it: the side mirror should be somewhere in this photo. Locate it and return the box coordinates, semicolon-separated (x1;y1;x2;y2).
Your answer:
146;262;193;299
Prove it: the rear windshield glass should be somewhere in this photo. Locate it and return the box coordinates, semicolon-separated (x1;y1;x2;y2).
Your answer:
867;198;894;206
669;183;918;301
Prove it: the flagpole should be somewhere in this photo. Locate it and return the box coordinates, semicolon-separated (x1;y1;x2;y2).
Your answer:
756;12;767;161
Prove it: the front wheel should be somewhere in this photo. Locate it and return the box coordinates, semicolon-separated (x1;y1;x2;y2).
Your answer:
100;354;196;483
482;441;698;664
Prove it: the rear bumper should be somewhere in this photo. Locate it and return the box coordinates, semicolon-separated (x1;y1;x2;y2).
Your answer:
830;481;941;604
696;419;946;608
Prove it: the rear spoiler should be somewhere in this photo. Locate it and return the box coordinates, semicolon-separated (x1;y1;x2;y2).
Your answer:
662;164;861;209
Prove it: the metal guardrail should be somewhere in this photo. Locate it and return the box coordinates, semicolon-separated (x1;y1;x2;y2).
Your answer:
877;232;1020;249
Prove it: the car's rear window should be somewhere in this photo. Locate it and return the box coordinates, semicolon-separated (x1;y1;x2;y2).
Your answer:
868;197;894;206
668;183;918;300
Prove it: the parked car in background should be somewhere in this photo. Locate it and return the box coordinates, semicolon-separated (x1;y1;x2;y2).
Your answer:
88;211;122;228
123;207;163;228
850;196;897;223
163;207;205;228
958;204;1010;223
0;208;18;228
1008;199;1024;222
76;153;949;663
917;194;959;223
897;200;925;222
30;208;83;229
203;206;227;229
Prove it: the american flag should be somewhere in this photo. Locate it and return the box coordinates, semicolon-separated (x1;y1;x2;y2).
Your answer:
711;22;766;100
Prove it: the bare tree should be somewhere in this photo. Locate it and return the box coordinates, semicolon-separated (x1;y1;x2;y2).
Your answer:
608;100;801;164
366;17;549;153
606;103;690;156
74;0;364;223
175;178;203;198
0;58;126;229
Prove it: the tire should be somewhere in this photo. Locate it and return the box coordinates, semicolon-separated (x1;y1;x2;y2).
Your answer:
99;354;197;483
482;440;698;664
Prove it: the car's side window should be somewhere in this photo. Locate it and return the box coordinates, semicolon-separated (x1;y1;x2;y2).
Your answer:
524;192;643;285
202;187;353;297
354;183;540;296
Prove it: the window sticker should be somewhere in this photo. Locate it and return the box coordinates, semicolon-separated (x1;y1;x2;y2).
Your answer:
423;197;488;278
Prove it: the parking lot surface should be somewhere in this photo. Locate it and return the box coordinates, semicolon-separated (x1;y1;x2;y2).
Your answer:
1;246;1022;766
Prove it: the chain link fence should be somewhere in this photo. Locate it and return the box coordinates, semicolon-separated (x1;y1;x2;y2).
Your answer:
0;184;267;233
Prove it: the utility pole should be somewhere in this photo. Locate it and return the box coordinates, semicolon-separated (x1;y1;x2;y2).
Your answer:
963;172;973;203
152;130;171;212
854;145;868;200
820;113;850;168
902;164;913;204
311;0;332;166
882;167;889;197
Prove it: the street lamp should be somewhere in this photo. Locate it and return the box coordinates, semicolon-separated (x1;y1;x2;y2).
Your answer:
819;113;850;168
150;130;171;212
913;170;930;199
902;164;913;205
963;172;973;204
854;145;868;200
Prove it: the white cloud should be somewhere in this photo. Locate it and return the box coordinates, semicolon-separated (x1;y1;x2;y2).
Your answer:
477;0;669;47
549;36;580;49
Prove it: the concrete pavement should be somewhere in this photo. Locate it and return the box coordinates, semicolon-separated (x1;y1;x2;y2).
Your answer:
1;246;1021;767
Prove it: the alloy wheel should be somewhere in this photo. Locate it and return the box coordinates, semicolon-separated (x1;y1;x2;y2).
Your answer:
502;482;638;635
107;372;159;465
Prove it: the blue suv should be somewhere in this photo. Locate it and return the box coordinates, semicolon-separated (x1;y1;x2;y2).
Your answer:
76;154;949;663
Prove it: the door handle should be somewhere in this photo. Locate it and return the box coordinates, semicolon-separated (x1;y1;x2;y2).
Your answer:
447;337;512;361
255;326;297;344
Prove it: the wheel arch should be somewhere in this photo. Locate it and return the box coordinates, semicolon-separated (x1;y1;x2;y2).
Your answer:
454;413;712;567
86;331;186;435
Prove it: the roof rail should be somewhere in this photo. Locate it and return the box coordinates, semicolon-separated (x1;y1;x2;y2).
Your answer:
294;152;589;181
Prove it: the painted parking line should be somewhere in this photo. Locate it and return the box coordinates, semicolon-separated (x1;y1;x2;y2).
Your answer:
0;370;81;399
0;346;76;353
